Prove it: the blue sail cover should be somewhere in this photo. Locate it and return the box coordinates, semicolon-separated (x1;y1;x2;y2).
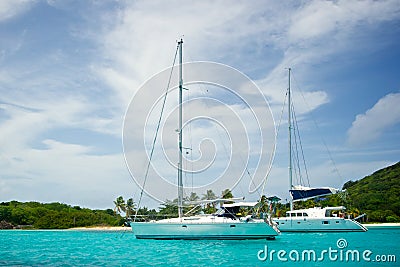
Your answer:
290;186;339;202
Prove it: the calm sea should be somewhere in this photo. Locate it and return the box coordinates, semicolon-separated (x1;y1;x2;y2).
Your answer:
1;226;399;266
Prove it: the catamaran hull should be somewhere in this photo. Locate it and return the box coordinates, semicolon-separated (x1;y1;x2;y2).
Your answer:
273;218;367;232
130;222;279;240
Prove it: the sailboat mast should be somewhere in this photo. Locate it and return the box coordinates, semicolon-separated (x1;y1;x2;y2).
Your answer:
178;39;184;219
288;68;293;211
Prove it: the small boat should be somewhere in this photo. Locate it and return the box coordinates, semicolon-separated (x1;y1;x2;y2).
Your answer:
130;39;279;240
273;68;367;232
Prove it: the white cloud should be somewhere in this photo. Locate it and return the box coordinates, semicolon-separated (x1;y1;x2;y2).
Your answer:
94;0;400;122
288;0;400;46
0;139;132;209
347;93;400;146
0;0;35;22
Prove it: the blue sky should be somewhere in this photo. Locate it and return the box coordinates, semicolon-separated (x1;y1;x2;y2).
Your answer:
0;0;399;209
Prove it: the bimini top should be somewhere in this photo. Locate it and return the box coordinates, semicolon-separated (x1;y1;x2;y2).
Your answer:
290;185;339;202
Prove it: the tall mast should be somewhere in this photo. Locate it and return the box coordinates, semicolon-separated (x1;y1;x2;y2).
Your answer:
178;39;184;219
288;68;293;211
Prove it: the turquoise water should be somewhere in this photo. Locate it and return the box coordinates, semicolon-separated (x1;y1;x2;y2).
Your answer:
0;227;399;266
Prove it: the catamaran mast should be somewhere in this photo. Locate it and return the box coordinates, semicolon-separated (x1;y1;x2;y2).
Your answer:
178;39;184;219
288;68;293;211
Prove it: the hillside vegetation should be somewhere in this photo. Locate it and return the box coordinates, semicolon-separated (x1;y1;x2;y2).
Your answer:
0;201;124;229
343;161;400;223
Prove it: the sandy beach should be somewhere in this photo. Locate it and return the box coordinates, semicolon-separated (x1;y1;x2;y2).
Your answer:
362;222;400;227
68;226;131;231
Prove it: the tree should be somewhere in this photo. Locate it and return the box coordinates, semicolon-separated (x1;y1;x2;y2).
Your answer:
186;192;200;202
221;189;234;204
258;195;268;213
342;180;358;190
202;189;216;201
113;196;126;215
125;198;136;218
0;206;12;222
136;207;158;221
202;189;217;214
183;192;201;216
221;189;233;199
158;199;178;218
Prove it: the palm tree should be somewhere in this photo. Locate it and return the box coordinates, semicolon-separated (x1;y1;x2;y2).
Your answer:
183;192;200;215
258;195;268;213
221;189;234;204
125;198;136;218
201;189;217;214
186;192;200;202
220;189;233;207
202;189;216;201
221;189;233;199
113;196;126;215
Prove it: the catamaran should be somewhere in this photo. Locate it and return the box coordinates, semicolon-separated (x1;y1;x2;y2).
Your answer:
130;39;279;239
273;68;367;232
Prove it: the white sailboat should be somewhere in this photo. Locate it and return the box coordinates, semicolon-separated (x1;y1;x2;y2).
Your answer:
130;39;279;239
273;68;367;232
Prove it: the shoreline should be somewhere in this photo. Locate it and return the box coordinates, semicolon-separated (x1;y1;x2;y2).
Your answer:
362;222;400;227
68;226;131;231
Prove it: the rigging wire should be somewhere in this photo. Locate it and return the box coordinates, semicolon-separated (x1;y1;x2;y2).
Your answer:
261;86;287;196
179;52;199;202
133;43;180;221
291;104;303;186
270;72;314;193
291;71;343;183
291;102;311;187
183;83;195;198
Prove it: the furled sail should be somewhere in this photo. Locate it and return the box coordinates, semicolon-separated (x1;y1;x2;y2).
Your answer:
289;185;339;202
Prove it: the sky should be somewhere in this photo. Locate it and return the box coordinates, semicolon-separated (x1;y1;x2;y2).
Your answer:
0;0;399;210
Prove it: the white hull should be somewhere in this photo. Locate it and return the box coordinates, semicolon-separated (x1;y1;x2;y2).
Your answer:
273;217;367;232
131;216;279;239
273;207;367;232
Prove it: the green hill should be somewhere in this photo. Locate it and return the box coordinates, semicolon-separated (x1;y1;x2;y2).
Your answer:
0;201;124;229
343;161;400;222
